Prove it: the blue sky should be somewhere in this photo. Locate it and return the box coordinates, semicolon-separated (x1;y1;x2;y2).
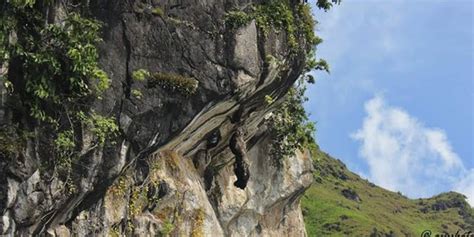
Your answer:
306;0;473;205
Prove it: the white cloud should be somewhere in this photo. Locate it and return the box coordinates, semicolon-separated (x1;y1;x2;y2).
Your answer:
352;95;472;205
454;170;474;206
425;129;464;169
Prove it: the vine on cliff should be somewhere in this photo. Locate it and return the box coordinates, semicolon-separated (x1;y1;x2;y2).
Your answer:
256;0;339;159
266;81;317;160
225;0;340;52
225;0;317;51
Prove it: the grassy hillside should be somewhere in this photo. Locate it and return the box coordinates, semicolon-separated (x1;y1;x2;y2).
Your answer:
302;149;474;236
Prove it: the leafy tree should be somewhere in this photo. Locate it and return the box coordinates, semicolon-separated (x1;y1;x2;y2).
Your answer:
316;0;342;11
0;1;118;190
266;80;317;160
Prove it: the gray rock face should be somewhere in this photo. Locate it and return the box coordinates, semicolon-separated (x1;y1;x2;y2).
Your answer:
0;0;313;236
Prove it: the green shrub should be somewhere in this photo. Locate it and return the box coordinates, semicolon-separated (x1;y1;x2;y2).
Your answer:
302;50;330;84
108;174;128;197
131;89;143;99
316;0;341;11
224;1;319;51
265;54;277;63
54;130;75;157
54;129;75;188
89;113;119;145
161;219;175;236
265;95;275;105
1;3;110;125
2;2;109;104
1;2;118;157
9;0;36;8
305;52;330;73
225;11;252;30
297;4;322;46
152;7;164;17
132;69;150;81
255;0;296;47
148;72;199;95
267;82;317;159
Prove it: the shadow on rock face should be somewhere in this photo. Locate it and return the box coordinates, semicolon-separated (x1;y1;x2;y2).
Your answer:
229;128;250;189
233;161;249;189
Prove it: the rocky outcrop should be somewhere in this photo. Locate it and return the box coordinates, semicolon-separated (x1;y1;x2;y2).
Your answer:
0;0;314;236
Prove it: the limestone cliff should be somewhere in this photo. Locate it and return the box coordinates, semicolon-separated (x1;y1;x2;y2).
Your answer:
0;0;318;236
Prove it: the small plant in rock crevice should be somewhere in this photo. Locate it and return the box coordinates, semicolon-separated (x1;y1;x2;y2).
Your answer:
148;72;199;96
191;208;205;237
108;174;128;198
132;69;199;96
160;219;175;236
126;185;148;232
132;69;150;82
131;89;143;99
152;7;164;17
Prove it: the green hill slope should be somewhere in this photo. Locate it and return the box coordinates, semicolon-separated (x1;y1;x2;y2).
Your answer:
302;149;474;236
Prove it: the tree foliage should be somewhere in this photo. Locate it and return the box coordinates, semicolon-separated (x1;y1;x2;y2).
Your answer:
316;0;342;11
266;81;317;160
0;1;117;180
260;0;340;159
225;0;324;52
1;4;109;121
